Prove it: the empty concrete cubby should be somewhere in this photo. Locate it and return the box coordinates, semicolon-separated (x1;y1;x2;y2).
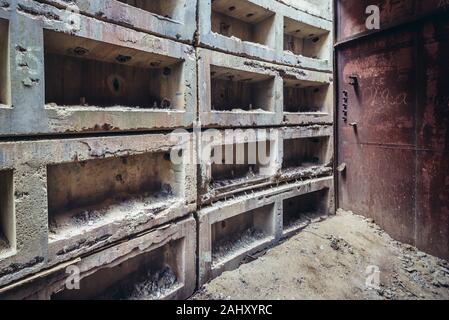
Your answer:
198;197;278;285
52;239;184;300
44;30;184;110
198;128;280;205
211;0;276;48
0;4;196;135
198;48;282;127
283;77;330;113
211;66;275;112
47;152;180;241
117;0;183;20
0;170;14;255
283;16;330;61
0;216;196;300
282;188;329;235
0;19;9;107
0;118;195;289
200;133;278;204
0;217;197;300
212;204;275;266
211;140;272;185
199;1;332;69
282;136;330;171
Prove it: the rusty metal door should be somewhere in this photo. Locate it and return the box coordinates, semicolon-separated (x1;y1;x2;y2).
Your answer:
335;0;449;259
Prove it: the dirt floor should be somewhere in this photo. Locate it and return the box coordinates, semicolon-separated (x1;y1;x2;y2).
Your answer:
193;210;449;300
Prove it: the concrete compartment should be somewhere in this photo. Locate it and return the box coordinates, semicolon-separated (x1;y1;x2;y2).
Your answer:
0;170;14;256
282;136;330;171
197;0;282;70
282;188;330;236
198;48;282;127
1;217;196;300
52;239;184;300
283;77;331;114
0;5;197;136
44;31;185;111
41;133;196;268
197;176;334;286
199;129;279;204
283;16;330;61
197;196;279;286
211;66;275;112
211;140;273;185
212;143;259;183
279;126;333;183
211;204;275;266
0;19;9;107
211;0;276;48
1;133;195;287
47;152;181;242
199;0;332;70
278;0;332;71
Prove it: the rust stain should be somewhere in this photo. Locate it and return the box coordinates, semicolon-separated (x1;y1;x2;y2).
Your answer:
336;1;449;259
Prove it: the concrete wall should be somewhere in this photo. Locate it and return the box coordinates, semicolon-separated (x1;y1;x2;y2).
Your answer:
0;0;333;299
198;0;332;71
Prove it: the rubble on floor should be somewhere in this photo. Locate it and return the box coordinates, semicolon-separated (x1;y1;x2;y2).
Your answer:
193;210;449;300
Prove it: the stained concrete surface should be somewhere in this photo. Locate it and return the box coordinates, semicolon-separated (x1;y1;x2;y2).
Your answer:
193;210;449;300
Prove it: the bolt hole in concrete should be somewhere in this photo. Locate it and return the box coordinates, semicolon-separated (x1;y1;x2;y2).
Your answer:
115;54;132;63
47;153;180;242
0;19;10;106
211;141;273;189
282;189;329;234
211;65;275;112
109;76;123;94
52;240;184;300
44;31;185;110
117;0;183;20
283;76;331;113
212;204;275;266
0;170;14;256
211;0;276;48
283;17;330;60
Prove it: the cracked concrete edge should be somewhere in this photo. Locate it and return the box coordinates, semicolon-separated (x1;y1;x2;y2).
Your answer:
197;125;334;205
1;215;197;300
0;0;197;136
197;48;334;128
197;176;334;286
198;0;333;71
0;132;197;288
35;0;198;43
